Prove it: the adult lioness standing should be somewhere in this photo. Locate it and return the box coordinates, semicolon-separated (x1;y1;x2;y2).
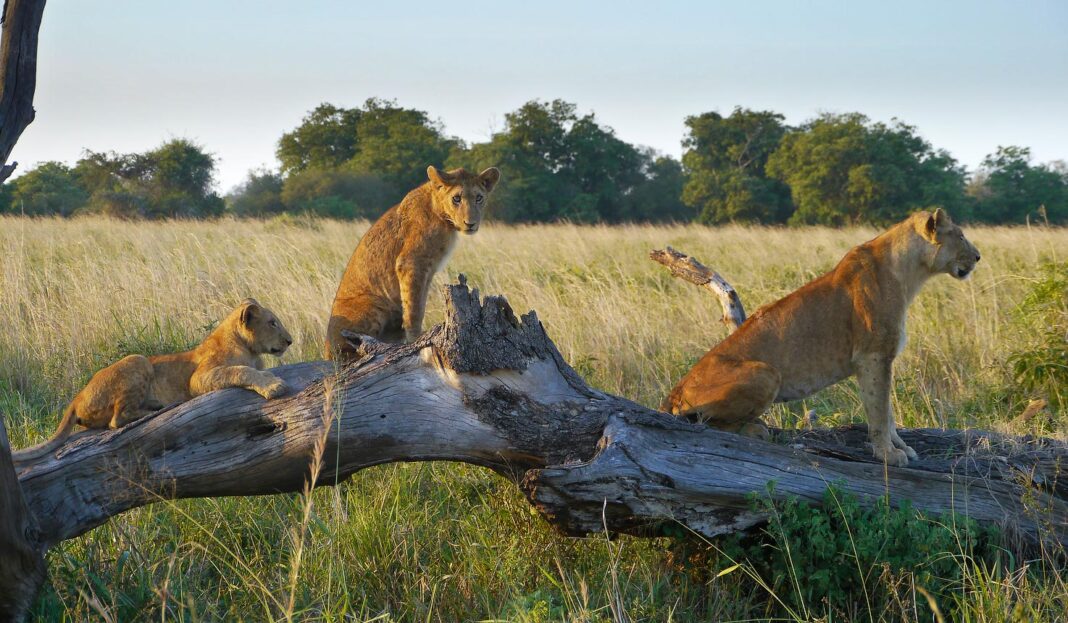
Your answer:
662;209;980;467
326;165;500;360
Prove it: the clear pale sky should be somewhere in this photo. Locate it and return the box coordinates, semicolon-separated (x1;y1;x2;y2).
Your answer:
11;0;1068;192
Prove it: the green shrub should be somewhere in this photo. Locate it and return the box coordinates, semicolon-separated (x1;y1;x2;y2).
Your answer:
717;486;999;619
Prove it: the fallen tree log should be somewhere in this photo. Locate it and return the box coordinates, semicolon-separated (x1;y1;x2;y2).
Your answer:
3;278;1067;617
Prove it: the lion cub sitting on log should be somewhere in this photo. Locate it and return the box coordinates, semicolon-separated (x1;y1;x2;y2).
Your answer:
14;299;292;461
326;165;500;360
662;209;980;467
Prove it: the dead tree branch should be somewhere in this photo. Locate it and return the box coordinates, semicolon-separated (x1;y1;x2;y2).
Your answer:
0;0;46;183
650;246;746;330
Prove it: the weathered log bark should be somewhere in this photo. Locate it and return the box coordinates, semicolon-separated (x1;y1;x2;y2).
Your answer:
5;278;1067;615
0;0;46;183
650;246;747;330
0;1;48;618
0;417;47;622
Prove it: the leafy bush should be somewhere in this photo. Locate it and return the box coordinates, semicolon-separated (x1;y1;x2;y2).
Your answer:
1008;261;1068;409
718;486;998;619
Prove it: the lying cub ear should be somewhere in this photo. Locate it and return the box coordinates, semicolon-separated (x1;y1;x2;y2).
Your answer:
240;300;261;327
478;167;501;193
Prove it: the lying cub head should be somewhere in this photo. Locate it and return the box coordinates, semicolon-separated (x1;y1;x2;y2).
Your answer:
427;165;501;235
919;208;981;279
233;299;292;355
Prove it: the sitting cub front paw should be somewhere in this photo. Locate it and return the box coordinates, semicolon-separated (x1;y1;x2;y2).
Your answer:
258;377;288;400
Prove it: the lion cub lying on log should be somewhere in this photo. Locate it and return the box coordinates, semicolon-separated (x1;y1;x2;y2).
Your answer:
14;299;292;461
326;165;500;360
663;209;980;467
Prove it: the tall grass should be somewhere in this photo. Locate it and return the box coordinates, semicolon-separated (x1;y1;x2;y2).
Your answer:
1;215;1065;621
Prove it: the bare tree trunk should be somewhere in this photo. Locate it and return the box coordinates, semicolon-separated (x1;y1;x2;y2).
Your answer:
0;417;47;621
0;1;48;619
0;0;46;183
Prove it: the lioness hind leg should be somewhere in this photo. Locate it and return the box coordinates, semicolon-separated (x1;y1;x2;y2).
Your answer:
664;357;780;437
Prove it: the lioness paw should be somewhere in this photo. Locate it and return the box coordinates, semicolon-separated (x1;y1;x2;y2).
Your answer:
873;445;909;468
258;378;288;400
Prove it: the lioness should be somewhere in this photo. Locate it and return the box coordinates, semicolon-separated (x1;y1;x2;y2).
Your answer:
662;209;980;467
14;299;292;461
325;165;501;359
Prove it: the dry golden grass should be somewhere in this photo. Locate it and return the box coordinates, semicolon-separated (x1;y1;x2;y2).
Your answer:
1;214;1065;621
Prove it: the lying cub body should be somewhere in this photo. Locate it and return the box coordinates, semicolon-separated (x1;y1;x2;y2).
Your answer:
14;299;292;461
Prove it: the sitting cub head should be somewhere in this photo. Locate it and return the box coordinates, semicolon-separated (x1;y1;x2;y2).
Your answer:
919;208;981;279
427;165;501;235
235;299;293;355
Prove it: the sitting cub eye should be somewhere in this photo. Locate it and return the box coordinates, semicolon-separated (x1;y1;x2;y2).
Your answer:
452;195;462;205
475;194;484;204
270;319;279;328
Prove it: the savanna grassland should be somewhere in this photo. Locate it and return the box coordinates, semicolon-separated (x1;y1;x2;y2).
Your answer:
2;215;1066;622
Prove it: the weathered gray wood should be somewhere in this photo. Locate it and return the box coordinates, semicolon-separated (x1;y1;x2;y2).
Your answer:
523;415;1068;547
0;0;46;183
650;246;747;330
0;2;49;619
0;416;47;622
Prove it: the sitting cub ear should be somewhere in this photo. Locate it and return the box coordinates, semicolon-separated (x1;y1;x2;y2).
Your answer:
427;165;451;188
478;167;501;193
240;300;261;327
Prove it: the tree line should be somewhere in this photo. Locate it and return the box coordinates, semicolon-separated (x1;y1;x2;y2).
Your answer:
2;99;1065;224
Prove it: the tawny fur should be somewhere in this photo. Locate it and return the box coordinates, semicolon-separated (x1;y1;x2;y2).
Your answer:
14;299;293;461
662;209;981;467
326;165;500;360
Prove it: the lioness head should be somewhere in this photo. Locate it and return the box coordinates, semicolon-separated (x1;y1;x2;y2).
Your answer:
427;165;501;235
235;299;293;355
918;208;981;279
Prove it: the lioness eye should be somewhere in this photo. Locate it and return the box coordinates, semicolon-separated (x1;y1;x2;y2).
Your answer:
452;195;462;204
476;195;484;203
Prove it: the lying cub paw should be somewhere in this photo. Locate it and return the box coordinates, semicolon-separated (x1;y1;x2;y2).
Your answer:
258;378;288;400
873;445;909;468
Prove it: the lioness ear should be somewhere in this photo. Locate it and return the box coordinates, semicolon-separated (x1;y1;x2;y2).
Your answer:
478;167;501;193
240;301;261;327
933;207;952;230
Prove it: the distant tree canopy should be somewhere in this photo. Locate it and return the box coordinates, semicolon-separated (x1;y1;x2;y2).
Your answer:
968;146;1068;224
448;100;687;223
3;100;1066;224
765;113;967;225
681;107;792;224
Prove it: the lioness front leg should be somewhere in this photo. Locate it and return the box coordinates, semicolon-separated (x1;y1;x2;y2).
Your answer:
854;354;914;467
192;366;288;400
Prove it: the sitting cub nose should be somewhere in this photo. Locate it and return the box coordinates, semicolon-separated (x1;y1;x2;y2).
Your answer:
975;252;981;262
285;337;293;346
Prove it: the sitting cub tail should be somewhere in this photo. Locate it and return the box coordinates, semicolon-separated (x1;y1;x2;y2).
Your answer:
12;401;78;462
